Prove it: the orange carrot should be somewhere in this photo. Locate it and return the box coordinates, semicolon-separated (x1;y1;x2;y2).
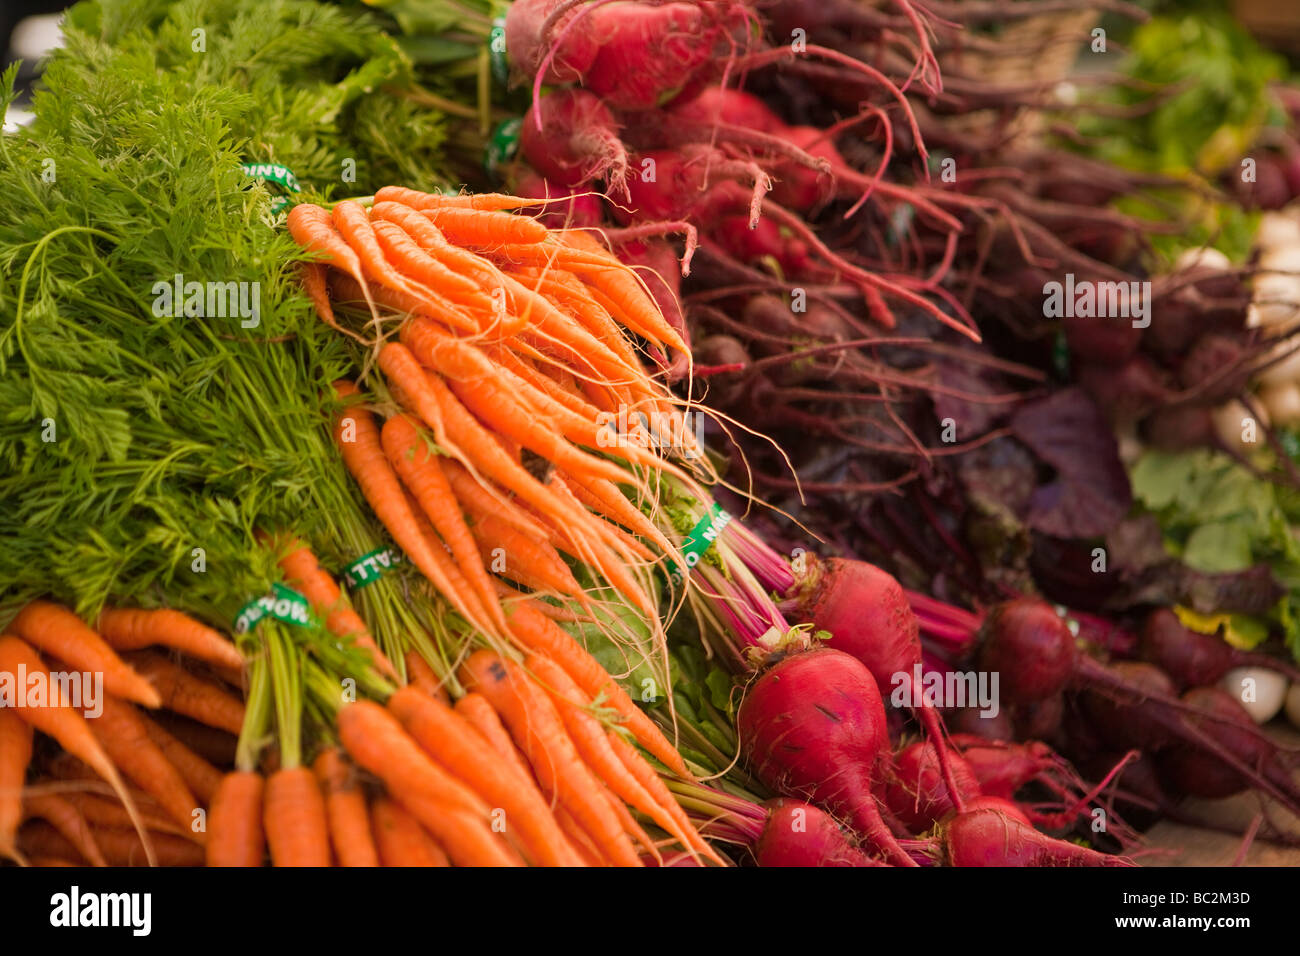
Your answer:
381;413;510;634
370;796;449;867
23;792;108;867
440;458;551;543
573;266;689;353
331;380;486;634
338;700;523;867
374;185;542;212
421;204;550;246
459;651;641;866
369;202;508;291
402;318;641;490
60;791;188;838
388;685;583;867
206;771;266;867
21;821;203;867
287;203;377;319
313;748;379;867
264;766;332;867
95;607;244;671
607;730;720;862
471;511;586;600
504;605;690;777
88;694;202;837
276;539;398;680
0;636;155;865
138;710;223;805
334;199;481;332
9;602;161;708
453;692;537;786
554;805;609;866
560;472;678;557
122;651;245;735
593;777;662;863
371;218;492;306
524;654;705;861
403;650;450;703
328;268;479;334
419;369;637;584
0;706;32;862
492;580;585;623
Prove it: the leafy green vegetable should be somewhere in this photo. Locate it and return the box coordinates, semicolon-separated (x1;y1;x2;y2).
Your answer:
1130;448;1300;658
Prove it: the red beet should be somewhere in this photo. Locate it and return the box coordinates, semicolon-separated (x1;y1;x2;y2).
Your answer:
947;706;1016;742
1081;660;1178;751
953;736;1059;801
943;804;1132;867
976;599;1076;705
504;0;601;85
737;648;916;866
582;3;735;111
1062;313;1142;366
786;558;970;828
882;740;982;833
1012;693;1065;742
670;85;785;135
1140;608;1300;688
755;798;886;867
519;89;630;196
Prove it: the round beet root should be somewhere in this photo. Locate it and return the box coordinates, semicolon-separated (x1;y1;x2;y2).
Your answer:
882;741;982;833
947;706;1016;742
738;648;916;867
977;599;1076;705
755;798;884;867
1013;693;1065;742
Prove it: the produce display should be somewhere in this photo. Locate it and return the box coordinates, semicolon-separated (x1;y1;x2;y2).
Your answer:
5;0;1300;876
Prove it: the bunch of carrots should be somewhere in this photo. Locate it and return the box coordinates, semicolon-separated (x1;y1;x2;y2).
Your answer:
288;186;723;643
1;592;720;866
2;186;768;868
2;602;245;867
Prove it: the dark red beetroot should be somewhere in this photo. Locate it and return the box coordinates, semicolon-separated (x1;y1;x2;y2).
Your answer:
755;798;886;867
881;740;982;833
519;89;630;197
1141;404;1216;452
943;804;1132;867
947;706;1016;742
1140;608;1300;688
1158;687;1282;800
737;647;917;866
976;599;1076;705
505;0;601;85
1081;660;1178;751
1062;313;1142;366
1012;693;1065;743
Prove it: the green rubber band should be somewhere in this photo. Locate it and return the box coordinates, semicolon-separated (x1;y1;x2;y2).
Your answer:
343;547;404;590
665;503;732;586
233;582;314;634
484;116;522;177
489;10;509;87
